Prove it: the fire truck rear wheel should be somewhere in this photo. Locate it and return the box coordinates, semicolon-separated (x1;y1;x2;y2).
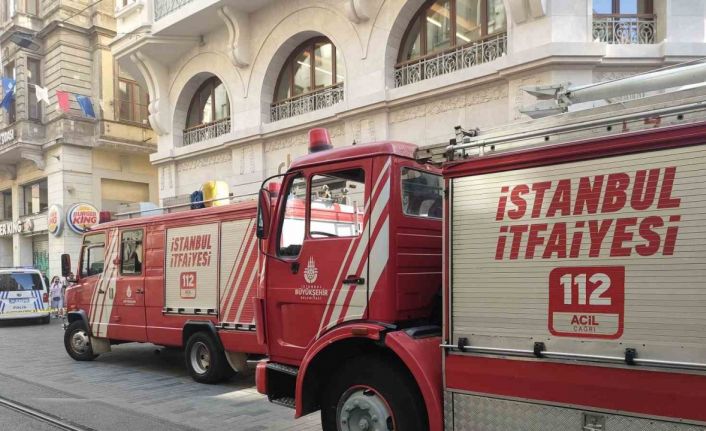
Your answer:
185;332;230;384
321;354;428;431
64;320;98;361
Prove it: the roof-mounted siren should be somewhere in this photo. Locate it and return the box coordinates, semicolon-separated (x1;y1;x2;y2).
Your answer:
308;128;333;153
519;59;706;119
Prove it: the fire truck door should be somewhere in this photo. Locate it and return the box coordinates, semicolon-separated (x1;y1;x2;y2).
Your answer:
111;229;147;341
266;161;372;361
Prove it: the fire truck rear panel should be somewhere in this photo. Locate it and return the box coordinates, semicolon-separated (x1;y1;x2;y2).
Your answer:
445;136;706;428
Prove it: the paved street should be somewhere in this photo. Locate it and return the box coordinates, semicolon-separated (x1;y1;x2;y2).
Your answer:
0;319;321;431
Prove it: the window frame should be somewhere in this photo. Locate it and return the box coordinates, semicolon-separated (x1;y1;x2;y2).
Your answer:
21;178;47;216
3;61;15;124
273;36;342;103
184;76;230;131
27;57;41;121
117;77;149;126
593;0;653;17
0;189;11;221
397;0;506;65
119;228;144;276
80;233;106;279
307;168;367;240
400;167;443;220
276;173;307;259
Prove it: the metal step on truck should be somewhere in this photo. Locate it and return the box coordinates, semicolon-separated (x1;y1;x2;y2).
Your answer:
254;61;706;430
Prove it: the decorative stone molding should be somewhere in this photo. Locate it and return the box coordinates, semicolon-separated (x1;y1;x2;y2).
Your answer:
344;0;370;24
218;6;250;68
21;150;45;170
264;124;344;153
390;85;508;124
176;152;232;172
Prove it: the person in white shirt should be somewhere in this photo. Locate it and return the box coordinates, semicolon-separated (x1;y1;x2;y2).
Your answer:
49;276;64;318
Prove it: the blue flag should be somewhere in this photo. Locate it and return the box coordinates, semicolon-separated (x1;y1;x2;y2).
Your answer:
76;95;95;118
1;77;15;112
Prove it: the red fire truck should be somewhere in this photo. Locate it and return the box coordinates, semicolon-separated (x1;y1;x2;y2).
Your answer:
61;202;265;382
254;65;706;430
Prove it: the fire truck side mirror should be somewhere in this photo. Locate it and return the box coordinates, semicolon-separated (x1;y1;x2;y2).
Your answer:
61;254;72;278
257;188;272;240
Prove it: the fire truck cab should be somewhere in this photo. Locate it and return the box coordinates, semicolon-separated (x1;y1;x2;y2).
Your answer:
255;129;444;430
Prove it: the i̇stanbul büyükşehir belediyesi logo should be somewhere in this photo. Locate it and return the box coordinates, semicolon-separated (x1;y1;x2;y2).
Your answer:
304;256;318;284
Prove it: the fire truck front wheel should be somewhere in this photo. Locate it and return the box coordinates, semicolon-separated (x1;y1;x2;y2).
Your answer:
185;332;231;384
64;320;98;361
321;354;428;431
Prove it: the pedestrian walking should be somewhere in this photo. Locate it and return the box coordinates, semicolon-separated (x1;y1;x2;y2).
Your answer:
49;276;64;318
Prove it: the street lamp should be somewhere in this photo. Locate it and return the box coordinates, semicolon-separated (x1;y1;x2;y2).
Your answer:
8;31;41;52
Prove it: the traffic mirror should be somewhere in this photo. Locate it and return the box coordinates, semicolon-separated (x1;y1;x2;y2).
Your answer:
257;188;271;240
61;254;72;277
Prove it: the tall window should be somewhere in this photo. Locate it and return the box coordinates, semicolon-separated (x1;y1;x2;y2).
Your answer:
118;78;149;124
185;77;230;129
120;230;143;275
22;179;47;215
274;37;345;103
27;58;40;120
399;0;506;63
0;189;11;221
4;62;15;124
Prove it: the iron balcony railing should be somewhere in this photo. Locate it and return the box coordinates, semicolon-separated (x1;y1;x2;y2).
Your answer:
270;83;344;122
182;117;231;146
154;0;195;20
394;33;507;87
593;14;656;44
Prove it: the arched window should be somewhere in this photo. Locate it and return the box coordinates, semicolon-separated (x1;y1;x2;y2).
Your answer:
186;77;230;128
183;77;231;146
271;37;345;121
399;0;506;63
275;37;344;102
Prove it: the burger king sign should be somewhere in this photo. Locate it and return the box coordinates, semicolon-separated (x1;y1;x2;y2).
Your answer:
47;204;64;236
67;203;100;234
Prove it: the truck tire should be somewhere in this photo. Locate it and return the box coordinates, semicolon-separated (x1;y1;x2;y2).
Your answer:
64;320;98;361
320;354;428;431
185;332;230;384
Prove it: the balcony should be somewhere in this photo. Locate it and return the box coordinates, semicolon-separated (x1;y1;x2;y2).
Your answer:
592;15;656;44
182;117;231;146
154;0;195;21
394;33;507;88
270;83;344;122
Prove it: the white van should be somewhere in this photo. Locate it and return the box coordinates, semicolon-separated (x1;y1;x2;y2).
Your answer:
0;268;50;324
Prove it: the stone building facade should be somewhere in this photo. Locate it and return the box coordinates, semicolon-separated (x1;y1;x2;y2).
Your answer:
111;0;706;204
0;0;157;277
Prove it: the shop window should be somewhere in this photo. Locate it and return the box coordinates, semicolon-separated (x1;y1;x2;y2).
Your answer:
81;233;106;278
120;230;143;275
118;78;149;125
0;189;11;220
27;58;41;120
401;168;443;219
278;175;307;257
22;179;47;215
309;169;365;238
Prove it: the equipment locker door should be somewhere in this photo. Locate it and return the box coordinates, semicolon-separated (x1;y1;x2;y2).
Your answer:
111;229;147;341
266;160;372;361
